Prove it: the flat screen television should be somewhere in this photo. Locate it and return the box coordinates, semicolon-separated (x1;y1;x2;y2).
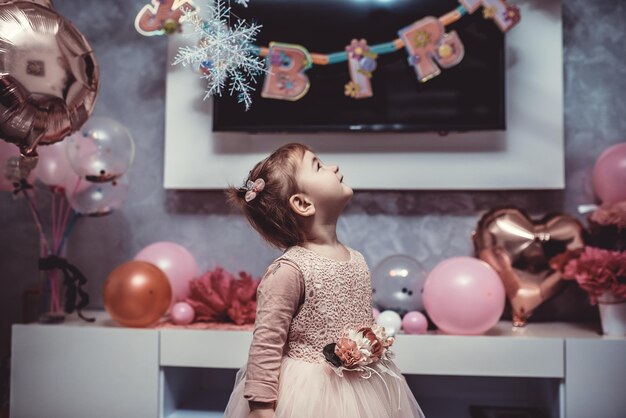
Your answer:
212;0;505;133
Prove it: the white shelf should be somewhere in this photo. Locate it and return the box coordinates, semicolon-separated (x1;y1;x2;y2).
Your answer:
158;318;602;378
49;311;605;378
14;311;625;418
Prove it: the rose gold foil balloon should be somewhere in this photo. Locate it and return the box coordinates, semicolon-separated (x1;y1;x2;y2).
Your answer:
0;0;99;156
472;207;587;327
103;261;172;328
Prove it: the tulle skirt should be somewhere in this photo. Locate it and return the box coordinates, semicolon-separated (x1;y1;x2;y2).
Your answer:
224;356;425;418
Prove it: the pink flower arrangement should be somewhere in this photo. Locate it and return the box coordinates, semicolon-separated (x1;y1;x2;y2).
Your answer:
323;324;395;376
184;267;260;325
560;246;626;304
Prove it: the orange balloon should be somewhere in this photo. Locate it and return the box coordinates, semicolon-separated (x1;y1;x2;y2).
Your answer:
103;260;172;327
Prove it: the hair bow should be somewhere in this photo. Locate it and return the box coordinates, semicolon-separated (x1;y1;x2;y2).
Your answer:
244;178;265;202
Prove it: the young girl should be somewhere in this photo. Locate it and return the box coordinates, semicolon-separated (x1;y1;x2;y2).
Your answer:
224;143;425;418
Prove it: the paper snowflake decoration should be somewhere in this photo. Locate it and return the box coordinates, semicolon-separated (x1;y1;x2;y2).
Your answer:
173;1;265;110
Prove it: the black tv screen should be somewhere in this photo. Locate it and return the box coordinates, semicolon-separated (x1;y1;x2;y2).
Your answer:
212;0;505;133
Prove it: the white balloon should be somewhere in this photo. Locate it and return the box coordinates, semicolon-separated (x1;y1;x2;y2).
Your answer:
376;310;403;337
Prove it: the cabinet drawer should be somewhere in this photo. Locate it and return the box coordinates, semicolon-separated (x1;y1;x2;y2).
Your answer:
160;329;252;368
393;334;564;378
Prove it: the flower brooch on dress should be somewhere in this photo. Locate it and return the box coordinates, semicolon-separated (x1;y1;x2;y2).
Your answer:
322;324;396;377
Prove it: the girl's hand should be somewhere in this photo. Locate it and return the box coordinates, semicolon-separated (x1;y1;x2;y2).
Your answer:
248;409;274;418
247;401;275;418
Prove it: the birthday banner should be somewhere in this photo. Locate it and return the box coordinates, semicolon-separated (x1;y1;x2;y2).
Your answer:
139;0;521;107
251;0;520;101
135;0;196;36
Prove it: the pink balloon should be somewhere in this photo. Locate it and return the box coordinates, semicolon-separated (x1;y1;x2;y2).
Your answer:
402;311;428;335
135;242;199;312
373;308;380;320
33;142;74;186
171;302;195;325
592;142;626;204
423;257;505;335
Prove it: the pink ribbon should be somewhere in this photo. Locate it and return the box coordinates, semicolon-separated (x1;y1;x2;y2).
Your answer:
244;178;265;202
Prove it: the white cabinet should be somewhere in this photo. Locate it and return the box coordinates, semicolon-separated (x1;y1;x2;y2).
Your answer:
564;338;626;418
11;320;160;418
10;312;626;418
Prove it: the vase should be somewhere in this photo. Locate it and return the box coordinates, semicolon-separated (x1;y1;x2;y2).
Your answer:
598;290;626;336
37;268;65;324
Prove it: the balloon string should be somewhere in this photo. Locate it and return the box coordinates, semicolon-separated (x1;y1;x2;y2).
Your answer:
38;240;51;313
62;177;83;248
50;270;60;313
51;189;69;313
57;212;80;257
59;192;73;246
53;190;69;312
23;188;51;256
22;187;57;314
57;190;65;247
54;198;80;313
49;190;60;312
51;189;57;249
71;176;82;198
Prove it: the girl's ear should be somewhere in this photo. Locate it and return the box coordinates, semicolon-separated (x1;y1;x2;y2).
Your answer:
289;193;315;217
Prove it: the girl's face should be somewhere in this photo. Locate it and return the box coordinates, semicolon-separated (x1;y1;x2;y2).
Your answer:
295;150;353;216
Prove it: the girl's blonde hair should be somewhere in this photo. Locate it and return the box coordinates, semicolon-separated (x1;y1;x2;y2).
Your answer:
226;143;312;249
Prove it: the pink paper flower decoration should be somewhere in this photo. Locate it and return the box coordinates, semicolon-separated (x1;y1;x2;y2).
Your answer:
561;247;626;304
185;267;260;324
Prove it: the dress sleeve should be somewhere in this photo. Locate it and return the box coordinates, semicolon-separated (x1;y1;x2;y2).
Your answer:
243;259;304;404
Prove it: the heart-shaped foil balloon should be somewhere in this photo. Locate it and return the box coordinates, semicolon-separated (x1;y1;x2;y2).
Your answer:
472;207;587;326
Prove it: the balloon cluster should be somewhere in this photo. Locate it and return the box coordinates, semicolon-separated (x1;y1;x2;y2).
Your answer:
471;142;626;327
2;117;134;213
103;242;199;328
63;117;135;215
0;116;134;322
372;255;505;336
374;309;429;336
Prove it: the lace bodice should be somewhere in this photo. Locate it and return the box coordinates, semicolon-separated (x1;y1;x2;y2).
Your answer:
276;246;375;363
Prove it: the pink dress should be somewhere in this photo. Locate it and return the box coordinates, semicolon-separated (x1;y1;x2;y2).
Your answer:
224;246;425;418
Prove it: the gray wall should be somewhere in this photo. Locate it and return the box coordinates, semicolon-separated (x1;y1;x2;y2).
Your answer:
1;0;624;354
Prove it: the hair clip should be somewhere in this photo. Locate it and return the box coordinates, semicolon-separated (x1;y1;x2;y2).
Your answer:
244;178;265;202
